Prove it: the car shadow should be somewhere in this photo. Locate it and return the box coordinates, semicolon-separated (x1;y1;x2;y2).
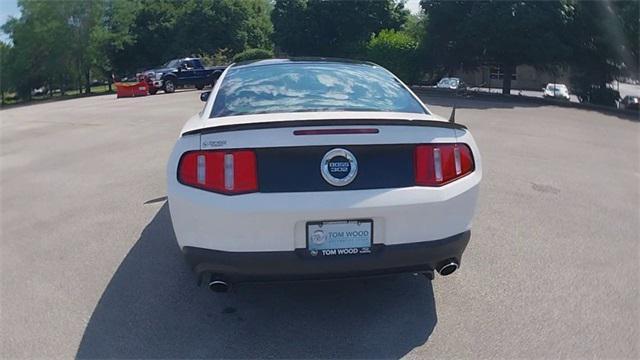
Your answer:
76;203;437;359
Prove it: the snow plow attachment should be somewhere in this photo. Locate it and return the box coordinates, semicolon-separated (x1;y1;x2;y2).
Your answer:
115;80;148;98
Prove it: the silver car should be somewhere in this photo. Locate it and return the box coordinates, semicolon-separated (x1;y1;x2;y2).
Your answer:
543;83;570;101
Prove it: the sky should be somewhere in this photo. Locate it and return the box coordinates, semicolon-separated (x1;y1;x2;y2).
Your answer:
0;0;18;41
405;0;422;15
0;0;18;23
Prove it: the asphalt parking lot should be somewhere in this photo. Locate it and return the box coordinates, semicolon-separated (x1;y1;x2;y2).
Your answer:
1;90;638;358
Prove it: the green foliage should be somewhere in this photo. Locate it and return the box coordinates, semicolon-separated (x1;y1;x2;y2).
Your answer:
1;0;125;98
402;14;427;42
244;0;274;51
0;42;13;103
571;82;620;107
212;48;234;66
112;0;274;74
616;0;639;78
366;29;420;84
271;0;307;56
420;0;637;105
3;0;637;110
198;49;235;67
1;0;91;98
588;88;621;108
232;48;273;63
421;1;571;94
566;1;631;105
100;0;139;78
0;0;275;101
272;0;408;57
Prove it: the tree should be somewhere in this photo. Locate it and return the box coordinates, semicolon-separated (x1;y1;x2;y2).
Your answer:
1;1;71;99
110;0;179;75
1;0;109;98
243;0;274;50
99;0;139;90
175;0;252;55
66;0;108;94
565;1;632;105
113;0;273;75
402;13;427;42
272;0;308;55
0;42;14;104
616;0;639;79
421;1;571;94
272;0;408;57
366;29;420;83
1;0;275;101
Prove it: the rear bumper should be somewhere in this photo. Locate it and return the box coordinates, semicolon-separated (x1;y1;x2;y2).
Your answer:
168;181;480;252
183;231;470;284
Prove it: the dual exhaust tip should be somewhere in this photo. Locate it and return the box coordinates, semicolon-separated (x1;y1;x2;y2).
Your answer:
208;280;230;293
437;259;459;277
422;260;459;280
203;260;459;293
200;273;230;293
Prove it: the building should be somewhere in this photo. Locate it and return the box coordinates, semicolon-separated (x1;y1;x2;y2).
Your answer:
459;65;571;91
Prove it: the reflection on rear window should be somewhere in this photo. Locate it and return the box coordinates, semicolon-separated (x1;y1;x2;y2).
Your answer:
210;62;426;118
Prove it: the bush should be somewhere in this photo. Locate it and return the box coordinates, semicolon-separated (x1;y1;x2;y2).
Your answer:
366;29;420;84
572;76;621;107
197;49;235;66
570;69;622;107
583;87;621;107
232;49;274;63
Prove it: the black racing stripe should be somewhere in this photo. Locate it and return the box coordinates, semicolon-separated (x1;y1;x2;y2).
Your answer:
256;144;415;193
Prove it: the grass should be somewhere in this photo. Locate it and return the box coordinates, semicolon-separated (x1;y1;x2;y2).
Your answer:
1;85;116;107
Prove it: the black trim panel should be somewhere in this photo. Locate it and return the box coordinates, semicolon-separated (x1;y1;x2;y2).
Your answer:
183;119;466;136
256;144;415;192
182;231;471;284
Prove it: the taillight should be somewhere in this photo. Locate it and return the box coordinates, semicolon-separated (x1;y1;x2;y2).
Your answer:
415;144;474;186
178;150;257;194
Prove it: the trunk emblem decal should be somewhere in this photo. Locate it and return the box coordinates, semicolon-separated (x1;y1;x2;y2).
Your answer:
321;148;358;186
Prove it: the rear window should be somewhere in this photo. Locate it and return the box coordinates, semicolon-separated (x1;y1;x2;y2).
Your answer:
210;62;427;118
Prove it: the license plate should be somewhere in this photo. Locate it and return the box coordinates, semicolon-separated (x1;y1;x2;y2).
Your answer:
306;220;373;256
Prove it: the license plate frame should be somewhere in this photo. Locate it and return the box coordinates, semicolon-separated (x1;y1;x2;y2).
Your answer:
306;219;373;257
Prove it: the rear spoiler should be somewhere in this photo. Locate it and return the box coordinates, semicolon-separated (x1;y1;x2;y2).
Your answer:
183;119;467;136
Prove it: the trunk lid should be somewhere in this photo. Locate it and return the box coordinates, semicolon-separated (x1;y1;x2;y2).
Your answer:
194;113;462;192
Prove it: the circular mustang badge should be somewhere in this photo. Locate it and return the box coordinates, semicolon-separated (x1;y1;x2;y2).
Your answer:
321;148;358;186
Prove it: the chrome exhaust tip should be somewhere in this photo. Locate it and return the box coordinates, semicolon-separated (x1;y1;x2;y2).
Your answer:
208;280;230;293
437;261;459;276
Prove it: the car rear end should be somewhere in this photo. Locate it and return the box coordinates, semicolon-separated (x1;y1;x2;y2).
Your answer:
166;60;482;290
544;84;570;100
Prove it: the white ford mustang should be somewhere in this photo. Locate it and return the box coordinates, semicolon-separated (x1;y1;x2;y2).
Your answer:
167;59;482;292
